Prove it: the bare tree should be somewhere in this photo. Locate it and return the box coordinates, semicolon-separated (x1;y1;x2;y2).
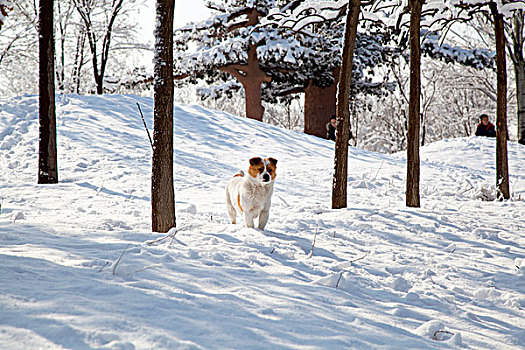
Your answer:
55;1;75;91
38;0;58;184
151;0;175;233
73;0;125;94
406;0;424;208
490;2;510;199
508;10;525;143
332;0;361;209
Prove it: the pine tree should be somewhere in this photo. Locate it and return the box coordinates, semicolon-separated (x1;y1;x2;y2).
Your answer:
174;0;391;131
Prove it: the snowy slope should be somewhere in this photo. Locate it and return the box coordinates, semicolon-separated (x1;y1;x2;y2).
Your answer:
0;94;524;349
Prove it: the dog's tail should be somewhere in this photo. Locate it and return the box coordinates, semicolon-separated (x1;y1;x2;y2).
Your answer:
233;170;244;178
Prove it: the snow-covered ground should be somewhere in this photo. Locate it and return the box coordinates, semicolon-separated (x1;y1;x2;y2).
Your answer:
0;94;524;349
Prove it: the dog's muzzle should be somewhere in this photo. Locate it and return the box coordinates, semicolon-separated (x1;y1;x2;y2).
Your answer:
263;174;270;182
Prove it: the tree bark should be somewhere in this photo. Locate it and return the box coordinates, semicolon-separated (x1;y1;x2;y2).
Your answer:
406;0;423;208
242;45;266;121
304;68;339;139
38;0;58;184
515;62;525;143
491;2;510;200
512;10;525;143
220;44;269;121
152;0;176;233
332;0;360;209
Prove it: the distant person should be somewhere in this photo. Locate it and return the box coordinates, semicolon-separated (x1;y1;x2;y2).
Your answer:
326;115;337;141
475;114;496;137
326;115;354;142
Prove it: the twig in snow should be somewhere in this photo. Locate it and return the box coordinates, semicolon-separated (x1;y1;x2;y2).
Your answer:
112;244;131;275
97;261;110;273
308;225;319;258
459;183;474;195
270;247;275;254
145;227;184;245
432;330;454;341
349;251;370;263
371;160;385;181
278;195;290;207
335;252;370;289
136;102;154;150
336;272;344;288
96;181;105;196
127;264;161;276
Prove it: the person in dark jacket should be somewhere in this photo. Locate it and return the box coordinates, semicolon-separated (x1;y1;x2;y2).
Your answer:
326;116;337;141
326;115;354;142
475;114;496;137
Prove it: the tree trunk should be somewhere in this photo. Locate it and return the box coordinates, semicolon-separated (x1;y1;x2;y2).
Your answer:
38;0;58;184
491;2;510;200
96;74;103;94
332;0;361;209
152;0;176;233
304;68;339;139
515;62;525;143
243;79;264;121
242;44;268;121
513;11;525;143
406;0;423;208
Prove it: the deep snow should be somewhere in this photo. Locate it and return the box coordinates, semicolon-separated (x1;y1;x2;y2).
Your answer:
0;94;524;349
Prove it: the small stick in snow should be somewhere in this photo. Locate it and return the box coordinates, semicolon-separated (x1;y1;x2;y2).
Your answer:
371;160;384;181
112;244;131;275
308;225;319;258
136;103;154;150
350;251;370;263
278;195;290;207
97;261;110;273
146;227;182;245
336;272;344;288
335;252;370;289
432;330;454;341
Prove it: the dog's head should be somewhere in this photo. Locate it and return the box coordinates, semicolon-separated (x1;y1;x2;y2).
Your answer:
248;157;277;184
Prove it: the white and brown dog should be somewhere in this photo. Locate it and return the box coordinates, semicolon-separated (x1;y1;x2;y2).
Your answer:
226;157;277;230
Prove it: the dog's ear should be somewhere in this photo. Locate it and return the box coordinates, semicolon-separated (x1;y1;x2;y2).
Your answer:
249;157;262;166
268;157;278;166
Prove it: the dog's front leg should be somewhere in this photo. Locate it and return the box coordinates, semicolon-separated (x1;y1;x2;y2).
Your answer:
243;211;255;228
258;210;270;230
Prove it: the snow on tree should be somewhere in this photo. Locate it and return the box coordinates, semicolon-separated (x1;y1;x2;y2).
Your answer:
72;0;141;94
174;0;393;135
